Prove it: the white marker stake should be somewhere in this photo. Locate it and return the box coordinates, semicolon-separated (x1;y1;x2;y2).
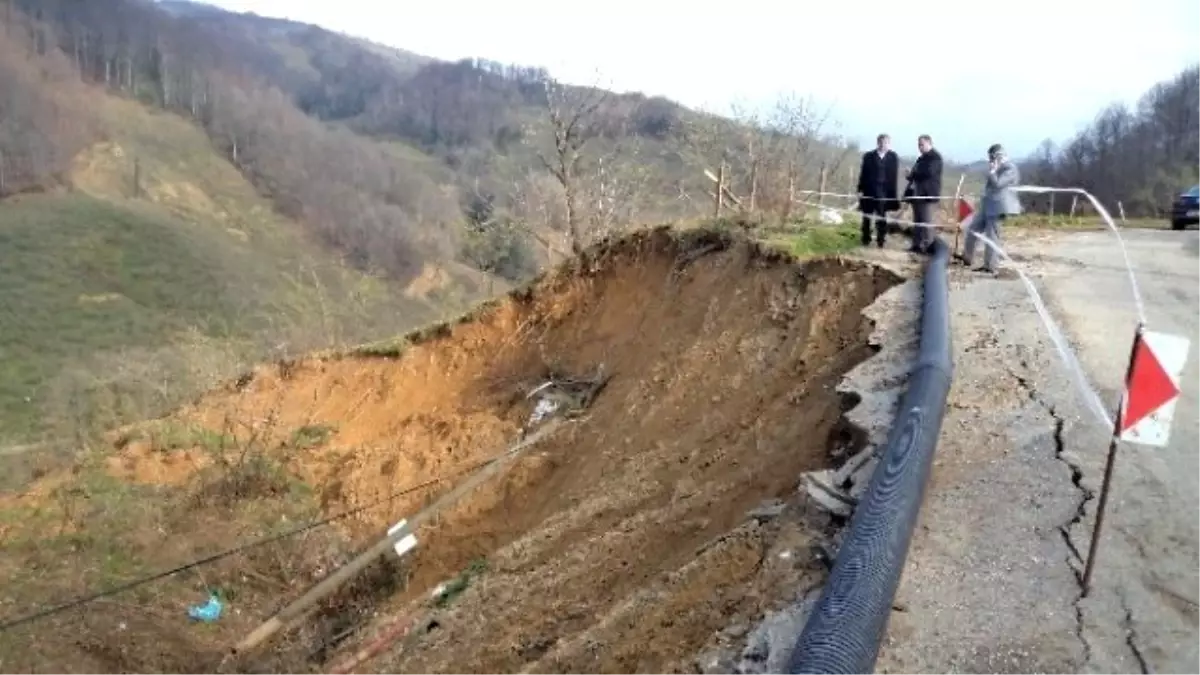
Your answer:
386;519;419;558
1083;326;1190;596
951;174;966;251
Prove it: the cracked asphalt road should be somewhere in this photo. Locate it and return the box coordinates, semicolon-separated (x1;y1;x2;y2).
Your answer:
1041;229;1198;674
872;228;1198;674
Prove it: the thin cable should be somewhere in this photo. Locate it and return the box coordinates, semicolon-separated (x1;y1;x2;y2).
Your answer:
794;189;965;202
964;230;1114;429
0;450;510;632
791;197;958;231
1010;185;1146;324
794;185;1147;324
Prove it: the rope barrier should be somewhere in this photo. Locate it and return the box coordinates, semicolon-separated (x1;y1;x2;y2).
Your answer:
789;193;1118;430
1011;185;1146;324
794;189;965;203
787;183;1150;671
792;185;1146;324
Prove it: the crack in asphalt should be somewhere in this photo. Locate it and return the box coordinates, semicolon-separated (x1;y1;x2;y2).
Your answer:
1049;411;1088;571
1009;361;1094;666
1119;590;1151;674
1009;364;1094;576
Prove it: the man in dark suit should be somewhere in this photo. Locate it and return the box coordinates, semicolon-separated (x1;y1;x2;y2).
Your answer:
856;133;900;247
904;134;944;253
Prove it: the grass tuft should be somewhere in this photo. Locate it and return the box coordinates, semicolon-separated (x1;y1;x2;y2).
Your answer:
289;423;337;450
435;557;490;608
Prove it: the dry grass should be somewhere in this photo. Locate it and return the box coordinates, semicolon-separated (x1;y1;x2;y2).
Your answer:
0;385;409;673
1004;213;1168;230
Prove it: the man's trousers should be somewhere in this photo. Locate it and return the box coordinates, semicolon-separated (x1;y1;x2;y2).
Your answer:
963;214;1006;270
910;199;936;251
860;200;888;246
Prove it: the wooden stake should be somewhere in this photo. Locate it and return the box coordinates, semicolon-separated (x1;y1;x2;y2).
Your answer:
714;163;725;218
748;159;758;213
720;182;743;208
784;161;795;221
817;163;828;206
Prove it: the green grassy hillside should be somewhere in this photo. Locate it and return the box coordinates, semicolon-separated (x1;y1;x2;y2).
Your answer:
0;94;489;446
0;194;237;437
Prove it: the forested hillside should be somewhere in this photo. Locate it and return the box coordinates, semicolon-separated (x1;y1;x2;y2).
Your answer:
0;1;485;446
3;0;864;282
0;0;873;447
1022;66;1199;216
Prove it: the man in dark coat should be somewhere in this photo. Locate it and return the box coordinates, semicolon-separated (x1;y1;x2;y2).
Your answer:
856;133;900;247
904;134;944;253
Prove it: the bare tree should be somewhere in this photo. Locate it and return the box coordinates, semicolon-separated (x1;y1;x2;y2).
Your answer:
725;101;765;212
0;9;94;196
1021;66;1199;217
586;134;652;235
535;78;609;254
502;169;571;265
689;95;835;219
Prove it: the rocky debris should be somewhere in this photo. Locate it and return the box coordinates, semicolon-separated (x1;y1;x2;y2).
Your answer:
800;444;881;517
522;365;612;432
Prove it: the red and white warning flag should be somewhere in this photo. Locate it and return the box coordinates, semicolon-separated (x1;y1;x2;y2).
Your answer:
956;198;974;223
1119;330;1190;447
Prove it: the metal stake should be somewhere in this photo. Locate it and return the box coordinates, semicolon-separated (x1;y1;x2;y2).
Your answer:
1081;322;1144;597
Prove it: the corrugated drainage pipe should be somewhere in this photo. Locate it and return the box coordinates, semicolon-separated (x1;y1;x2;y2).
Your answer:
786;237;954;674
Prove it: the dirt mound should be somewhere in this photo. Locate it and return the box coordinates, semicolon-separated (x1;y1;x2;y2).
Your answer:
7;227;900;673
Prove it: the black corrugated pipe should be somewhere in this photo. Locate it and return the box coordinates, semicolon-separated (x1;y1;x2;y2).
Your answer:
786;237;954;674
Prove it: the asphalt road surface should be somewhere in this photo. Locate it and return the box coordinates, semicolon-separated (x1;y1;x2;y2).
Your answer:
1043;228;1198;673
874;228;1198;673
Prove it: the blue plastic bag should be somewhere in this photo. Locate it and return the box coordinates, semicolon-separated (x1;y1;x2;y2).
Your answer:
187;592;223;623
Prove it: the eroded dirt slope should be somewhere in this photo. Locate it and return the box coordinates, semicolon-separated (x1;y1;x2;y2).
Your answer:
4;227;900;673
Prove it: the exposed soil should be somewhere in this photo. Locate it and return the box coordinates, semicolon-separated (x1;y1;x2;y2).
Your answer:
1;227;900;673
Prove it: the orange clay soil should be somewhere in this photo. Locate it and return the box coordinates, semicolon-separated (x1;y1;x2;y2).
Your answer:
2;227;900;673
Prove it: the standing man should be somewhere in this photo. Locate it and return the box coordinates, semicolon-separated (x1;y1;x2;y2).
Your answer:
904;134;944;253
856;133;900;247
960;143;1021;273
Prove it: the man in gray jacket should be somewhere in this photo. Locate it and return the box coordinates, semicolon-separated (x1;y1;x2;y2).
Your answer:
960;143;1021;273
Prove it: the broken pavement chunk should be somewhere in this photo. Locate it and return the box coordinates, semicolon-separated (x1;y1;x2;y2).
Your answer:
801;443;881;516
801;470;856;517
747;499;787;522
